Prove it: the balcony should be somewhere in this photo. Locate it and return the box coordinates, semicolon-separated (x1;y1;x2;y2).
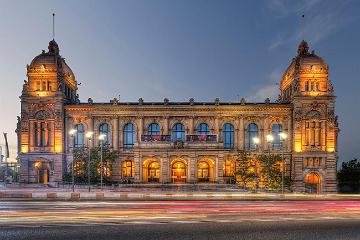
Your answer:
186;134;217;143
141;135;171;142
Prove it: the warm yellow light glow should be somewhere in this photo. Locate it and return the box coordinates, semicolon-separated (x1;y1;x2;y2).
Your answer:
35;91;48;97
34;162;41;168
279;132;287;140
266;134;274;143
253;137;260;144
295;142;302;152
327;147;335;153
86;131;94;139
69;129;77;136
99;134;106;141
21;145;28;153
55;144;62;153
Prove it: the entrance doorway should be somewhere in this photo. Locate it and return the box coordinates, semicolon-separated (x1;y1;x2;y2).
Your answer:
197;159;214;182
305;173;320;193
147;161;160;183
171;161;186;183
35;161;49;184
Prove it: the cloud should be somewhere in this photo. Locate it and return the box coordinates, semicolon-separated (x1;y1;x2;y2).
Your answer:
247;68;282;102
268;0;353;50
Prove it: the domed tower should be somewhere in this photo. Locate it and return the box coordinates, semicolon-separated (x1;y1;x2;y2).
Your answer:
17;40;78;184
280;41;339;193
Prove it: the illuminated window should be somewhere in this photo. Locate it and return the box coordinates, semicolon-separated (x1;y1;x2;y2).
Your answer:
123;123;135;148
99;123;110;145
197;123;210;135
272;124;283;149
222;123;234;149
121;160;134;177
148;123;160;136
305;81;309;91
74;124;84;147
223;160;234;177
246;123;258;149
172;123;185;141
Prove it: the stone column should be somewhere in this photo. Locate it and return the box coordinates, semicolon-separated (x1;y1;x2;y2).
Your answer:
112;117;119;150
189;155;197;183
137;117;144;143
217;154;224;183
189;116;194;134
163;116;169;135
238;117;244;150
214;117;219;141
29;121;35;148
134;151;141;183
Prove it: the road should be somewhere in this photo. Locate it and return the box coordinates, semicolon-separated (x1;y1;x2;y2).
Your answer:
0;200;360;239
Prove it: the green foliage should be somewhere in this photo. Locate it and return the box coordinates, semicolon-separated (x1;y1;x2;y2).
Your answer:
256;154;290;191
66;146;119;184
338;158;360;193
235;151;258;189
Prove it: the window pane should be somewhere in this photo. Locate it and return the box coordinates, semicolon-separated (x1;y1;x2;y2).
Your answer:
123;123;135;148
222;123;234;149
99;123;110;145
172;123;185;141
148;123;160;136
197;123;209;135
246;123;258;149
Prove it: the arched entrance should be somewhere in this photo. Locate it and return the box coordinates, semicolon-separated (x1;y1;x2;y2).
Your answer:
143;160;160;183
35;161;49;184
171;160;187;183
305;172;320;193
197;159;214;182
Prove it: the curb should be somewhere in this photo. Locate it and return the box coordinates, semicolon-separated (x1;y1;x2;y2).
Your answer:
1;192;360;201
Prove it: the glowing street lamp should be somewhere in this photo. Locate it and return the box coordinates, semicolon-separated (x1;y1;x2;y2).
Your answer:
279;132;288;194
86;131;94;192
69;129;77;192
266;134;274;188
252;137;260;150
252;137;260;191
99;134;106;190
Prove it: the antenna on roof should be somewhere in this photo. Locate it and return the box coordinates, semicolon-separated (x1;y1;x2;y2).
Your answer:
52;13;55;40
300;14;305;41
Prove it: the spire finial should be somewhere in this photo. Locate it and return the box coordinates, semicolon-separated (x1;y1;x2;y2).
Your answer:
52;13;55;40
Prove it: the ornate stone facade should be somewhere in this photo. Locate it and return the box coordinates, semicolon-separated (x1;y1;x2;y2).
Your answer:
17;39;339;193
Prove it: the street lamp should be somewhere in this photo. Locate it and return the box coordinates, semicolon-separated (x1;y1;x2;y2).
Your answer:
252;137;260;191
99;134;106;190
69;129;77;192
86;131;94;192
279;132;287;195
266;134;274;189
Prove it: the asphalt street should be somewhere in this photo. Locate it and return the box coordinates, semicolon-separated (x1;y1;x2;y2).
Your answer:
0;200;360;239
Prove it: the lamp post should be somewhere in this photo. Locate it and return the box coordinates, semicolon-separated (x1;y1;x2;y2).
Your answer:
266;134;274;189
69;129;77;192
99;134;106;190
86;132;93;192
279;132;287;195
252;137;260;191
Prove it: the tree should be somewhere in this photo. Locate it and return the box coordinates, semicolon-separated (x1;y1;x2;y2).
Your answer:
256;154;290;191
63;146;119;184
235;151;258;189
338;158;360;193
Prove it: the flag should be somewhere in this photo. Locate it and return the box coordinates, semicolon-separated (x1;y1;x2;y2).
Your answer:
3;132;9;159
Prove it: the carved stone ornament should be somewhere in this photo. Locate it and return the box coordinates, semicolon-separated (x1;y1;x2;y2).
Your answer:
164;98;169;105
35;110;51;120
88;98;93;105
173;140;184;149
294;109;302;121
138;98;144;105
215;98;220;106
265;98;270;104
240;98;246;105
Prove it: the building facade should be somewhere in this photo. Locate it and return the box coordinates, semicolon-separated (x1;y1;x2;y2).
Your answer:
17;39;339;193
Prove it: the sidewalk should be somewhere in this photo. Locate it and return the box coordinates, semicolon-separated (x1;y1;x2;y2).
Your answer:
1;185;360;201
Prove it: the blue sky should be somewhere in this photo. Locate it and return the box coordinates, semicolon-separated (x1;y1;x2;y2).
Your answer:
0;0;359;165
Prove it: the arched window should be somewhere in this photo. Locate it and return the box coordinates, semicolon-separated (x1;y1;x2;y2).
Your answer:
222;123;234;149
123;123;135;148
272;124;283;149
74;124;85;147
148;123;160;136
121;160;134;177
246;123;258;149
99;123;110;145
172;123;185;141
197;123;210;135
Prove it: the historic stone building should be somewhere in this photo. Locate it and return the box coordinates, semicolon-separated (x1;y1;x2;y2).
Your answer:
17;39;339;193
